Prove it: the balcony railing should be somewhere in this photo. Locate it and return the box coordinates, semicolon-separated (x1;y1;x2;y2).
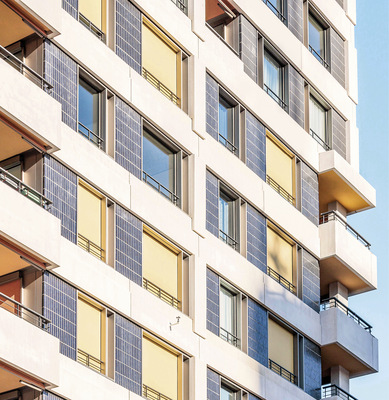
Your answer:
268;359;297;385
143;171;179;205
264;84;288;111
219;229;238;250
77;348;104;374
309;45;330;70
0;45;53;92
267;266;296;295
321;297;372;333
143;277;181;310
219;133;238;155
0;291;50;330
309;128;331;151
0;167;51;209
321;384;358;400
78;233;104;260
266;174;295;206
220;326;240;347
143;384;173;400
142;67;180;107
171;0;187;15
319;211;371;249
79;13;105;41
78;122;104;149
263;0;286;22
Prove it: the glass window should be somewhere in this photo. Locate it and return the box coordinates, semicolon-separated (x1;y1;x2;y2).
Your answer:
264;51;284;106
221;383;237;400
309;14;326;64
310;95;327;143
219;190;235;243
267;0;284;20
220;285;237;345
219;97;235;152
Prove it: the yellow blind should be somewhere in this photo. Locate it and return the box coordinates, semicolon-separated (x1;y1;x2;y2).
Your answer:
266;137;293;195
142;23;177;94
79;0;102;29
143;337;178;400
267;227;293;283
77;297;101;360
268;318;294;373
78;184;102;247
143;232;178;298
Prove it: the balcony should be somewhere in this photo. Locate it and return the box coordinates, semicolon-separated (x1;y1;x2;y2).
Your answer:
321;384;358;400
319;211;376;295
268;359;297;385
143;384;172;400
267;266;296;295
143;277;181;310
266;174;295;206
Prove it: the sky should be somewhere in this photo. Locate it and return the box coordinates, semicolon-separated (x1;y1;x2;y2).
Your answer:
348;1;389;399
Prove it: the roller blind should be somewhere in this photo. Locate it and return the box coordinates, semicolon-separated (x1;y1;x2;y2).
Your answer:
79;0;102;29
268;318;294;373
267;227;293;283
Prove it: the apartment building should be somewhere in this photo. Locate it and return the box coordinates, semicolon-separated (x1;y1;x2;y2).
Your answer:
0;0;378;399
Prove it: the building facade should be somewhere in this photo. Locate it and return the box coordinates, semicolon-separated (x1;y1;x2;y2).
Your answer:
0;0;378;399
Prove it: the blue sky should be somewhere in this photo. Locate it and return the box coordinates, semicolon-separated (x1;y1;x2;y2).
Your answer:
348;1;389;399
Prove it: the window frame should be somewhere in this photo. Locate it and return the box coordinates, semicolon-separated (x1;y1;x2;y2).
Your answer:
78;0;107;41
218;89;240;156
264;0;287;24
307;7;330;70
308;90;331;150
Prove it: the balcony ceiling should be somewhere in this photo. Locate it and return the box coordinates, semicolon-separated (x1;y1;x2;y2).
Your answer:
0;120;32;162
0;242;30;277
0;367;24;393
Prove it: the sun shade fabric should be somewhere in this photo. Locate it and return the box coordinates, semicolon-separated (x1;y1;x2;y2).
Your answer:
267;227;293;283
79;0;102;29
268;318;294;373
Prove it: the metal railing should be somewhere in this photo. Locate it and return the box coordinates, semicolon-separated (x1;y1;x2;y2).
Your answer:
143;171;179;205
0;167;51;209
319;211;371;249
268;359;297;384
77;348;104;374
264;84;288;111
78;233;104;260
321;384;358;400
0;291;50;330
267;266;296;295
142;67;180;107
219;133;238;155
143;278;181;310
220;326;240;347
79;13;105;41
309;128;331;151
266;174;295;206
143;384;173;400
219;229;238;250
78;122;104;149
321;297;372;333
171;0;187;15
0;45;53;92
309;45;330;70
263;0;286;22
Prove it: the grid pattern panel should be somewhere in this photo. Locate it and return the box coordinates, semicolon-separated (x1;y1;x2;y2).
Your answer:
249;394;261;400
206;171;219;237
115;97;142;179
43;155;77;243
304;338;322;399
115;205;142;285
62;0;78;18
42;272;77;360
288;0;304;42
246;111;266;181
301;162;319;225
332;110;347;160
206;268;219;335
205;74;219;141
239;15;258;83
42;392;66;400
247;205;267;273
207;368;220;400
248;298;268;366
115;314;142;394
44;40;78;131
330;29;346;88
116;0;142;73
302;250;320;313
289;66;305;128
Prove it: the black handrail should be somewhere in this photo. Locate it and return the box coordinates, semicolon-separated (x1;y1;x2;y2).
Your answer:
309;128;331;150
0;167;51;209
319;211;371;249
267;266;296;295
219;229;238;250
220;326;240;347
77;348;104;373
79;13;105;41
143;171;179;205
321;384;358;400
309;45;330;69
263;0;286;22
268;359;297;384
264;84;288;111
266;174;295;206
143;384;173;400
321;297;372;333
219;133;238;154
171;0;187;15
78;233;104;260
0;45;53;92
143;278;181;310
0;291;50;330
78;122;104;149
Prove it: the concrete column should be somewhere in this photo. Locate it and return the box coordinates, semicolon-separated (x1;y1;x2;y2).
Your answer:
327;201;348;219
329;281;349;305
331;365;350;392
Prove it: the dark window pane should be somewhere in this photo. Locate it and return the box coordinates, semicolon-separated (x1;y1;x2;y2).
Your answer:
78;78;99;138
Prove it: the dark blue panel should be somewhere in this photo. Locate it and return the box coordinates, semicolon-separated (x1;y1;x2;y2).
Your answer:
206;171;219;237
301;162;319;225
289;66;305;128
207;368;220;400
248;394;261;400
115;97;142;179
206;74;219;141
206;269;219;336
247;205;267;273
115;0;142;73
246;111;266;181
42;391;66;400
287;0;304;42
44;40;77;131
42;272;77;360
115;205;142;285
62;0;78;18
302;250;320;313
239;16;258;82
247;298;268;366
304;338;321;399
115;314;142;394
43;155;77;243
